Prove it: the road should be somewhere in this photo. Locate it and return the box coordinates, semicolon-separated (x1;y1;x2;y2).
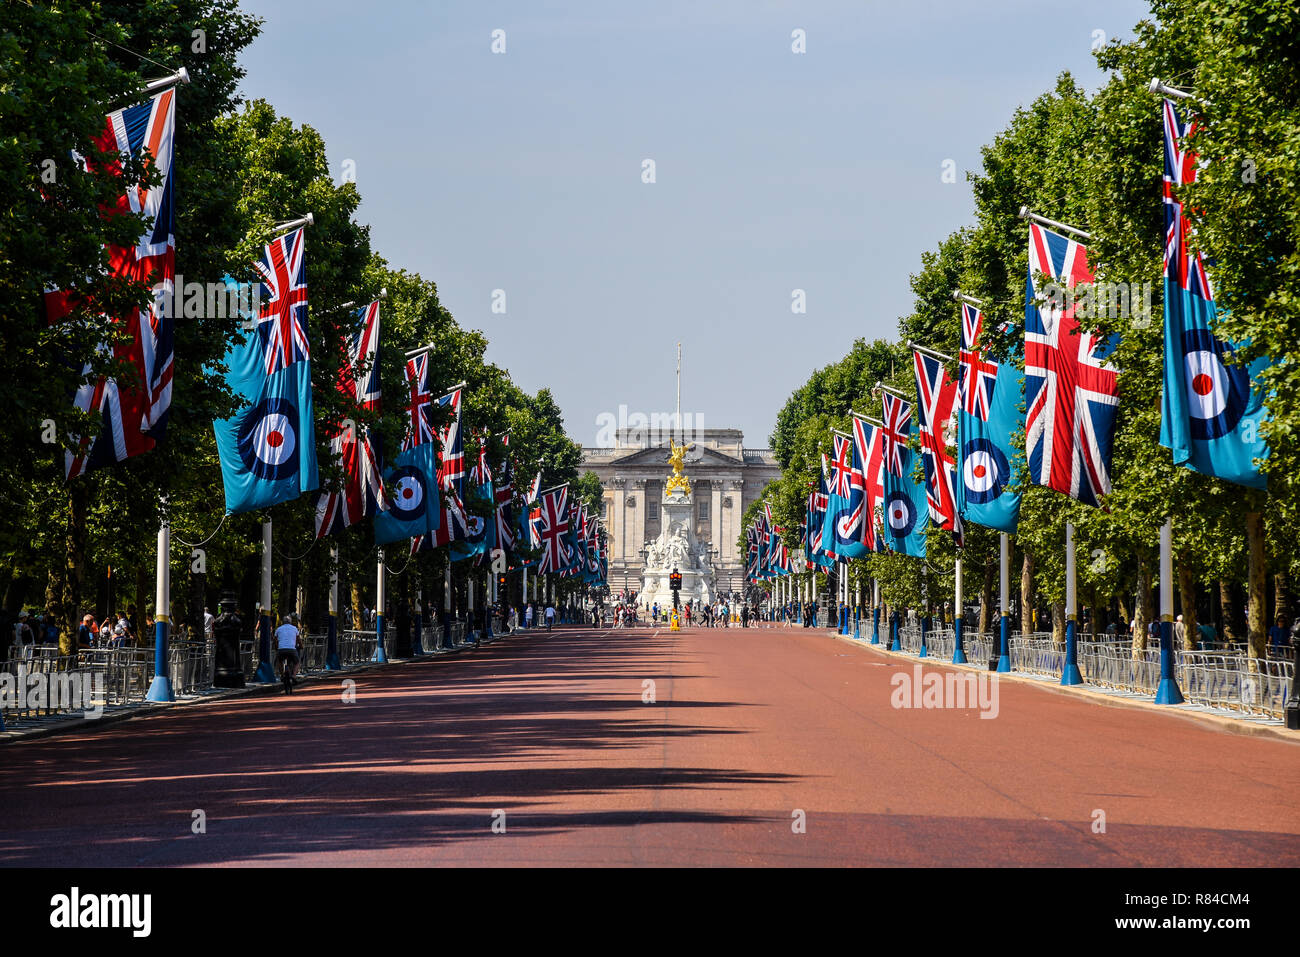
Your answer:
3;624;1298;866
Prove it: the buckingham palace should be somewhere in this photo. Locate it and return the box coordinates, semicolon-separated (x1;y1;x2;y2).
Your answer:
581;428;781;598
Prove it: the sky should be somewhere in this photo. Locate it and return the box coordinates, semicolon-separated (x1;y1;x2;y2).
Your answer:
237;0;1155;449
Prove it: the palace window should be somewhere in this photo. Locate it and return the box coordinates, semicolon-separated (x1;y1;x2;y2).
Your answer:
648;502;659;521
698;499;709;520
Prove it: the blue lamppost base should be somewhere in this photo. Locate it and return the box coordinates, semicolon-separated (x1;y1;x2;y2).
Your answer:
146;675;174;703
412;616;425;656
325;653;341;670
953;647;967;664
1155;677;1184;704
253;614;276;683
1061;663;1083;685
371;614;388;663
996;655;1011;673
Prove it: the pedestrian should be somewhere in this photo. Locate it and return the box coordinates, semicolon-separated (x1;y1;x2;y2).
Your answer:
545;603;555;632
1268;614;1290;650
204;606;215;641
1174;614;1186;646
525;602;534;629
78;614;95;652
14;611;35;659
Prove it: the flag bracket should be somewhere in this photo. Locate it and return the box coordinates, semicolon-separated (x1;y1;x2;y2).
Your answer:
908;340;954;363
1148;77;1194;102
144;67;190;94
1018;206;1091;241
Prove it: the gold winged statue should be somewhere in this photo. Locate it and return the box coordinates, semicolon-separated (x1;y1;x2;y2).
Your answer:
665;438;693;497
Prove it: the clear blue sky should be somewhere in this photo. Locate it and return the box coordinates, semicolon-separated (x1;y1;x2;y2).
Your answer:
238;0;1154;449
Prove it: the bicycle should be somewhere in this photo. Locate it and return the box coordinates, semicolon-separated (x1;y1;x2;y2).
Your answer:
277;647;299;694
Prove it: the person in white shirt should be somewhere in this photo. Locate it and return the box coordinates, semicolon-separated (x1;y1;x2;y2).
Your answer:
545;604;556;632
274;615;301;691
203;607;215;641
525;603;534;629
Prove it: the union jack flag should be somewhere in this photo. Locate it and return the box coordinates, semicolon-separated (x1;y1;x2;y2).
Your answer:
47;89;177;479
402;352;434;451
313;300;385;538
807;457;829;557
435;388;465;495
746;525;760;580
828;433;855;499
851;414;885;550
254;226;310;376
913;351;959;530
880;392;913;478
959;303;998;420
1163;99;1212;300
536;485;572;574
525;470;542;505
1025;222;1120;507
494;453;516;551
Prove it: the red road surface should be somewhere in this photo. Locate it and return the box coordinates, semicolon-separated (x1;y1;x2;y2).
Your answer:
2;625;1298;866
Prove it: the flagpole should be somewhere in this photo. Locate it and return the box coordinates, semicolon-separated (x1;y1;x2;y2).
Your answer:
247;521;275;682
143;67;190;95
1148;77;1194;101
1155;518;1185;703
953;555;967;664
951;289;985;307
906;340;955;363
1062;523;1081;684
998;532;1011;672
444;562;452;649
872;578;880;644
874;381;909;400
1017;206;1091;241
269;212;315;240
146;497;174;702
372;548;388;663
326;544;341;670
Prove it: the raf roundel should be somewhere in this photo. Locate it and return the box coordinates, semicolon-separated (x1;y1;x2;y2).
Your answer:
237;397;299;481
388;466;426;521
1182;328;1250;441
886;491;916;538
961;438;1010;505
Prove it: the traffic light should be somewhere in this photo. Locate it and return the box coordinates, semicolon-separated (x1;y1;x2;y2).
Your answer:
497;574;507;591
669;570;682;591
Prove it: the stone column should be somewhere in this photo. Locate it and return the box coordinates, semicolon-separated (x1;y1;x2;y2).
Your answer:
711;481;722;560
633;479;648;588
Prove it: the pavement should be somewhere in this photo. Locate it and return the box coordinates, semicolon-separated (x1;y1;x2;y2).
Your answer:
2;623;1298;867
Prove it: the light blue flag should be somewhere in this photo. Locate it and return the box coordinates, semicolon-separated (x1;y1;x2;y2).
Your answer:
373;442;441;546
213;279;318;515
957;360;1024;533
1158;98;1267;489
882;446;928;558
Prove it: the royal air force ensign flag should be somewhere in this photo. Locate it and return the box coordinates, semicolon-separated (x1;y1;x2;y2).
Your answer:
213;228;318;514
1158;99;1268;488
956;303;1023;533
879;393;929;558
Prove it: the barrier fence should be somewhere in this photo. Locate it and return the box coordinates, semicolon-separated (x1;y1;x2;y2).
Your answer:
873;624;1294;720
3;613;522;725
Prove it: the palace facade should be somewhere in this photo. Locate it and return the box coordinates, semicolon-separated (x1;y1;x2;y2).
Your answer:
581;429;781;598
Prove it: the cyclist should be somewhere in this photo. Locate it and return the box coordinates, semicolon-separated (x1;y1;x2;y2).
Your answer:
274;614;301;694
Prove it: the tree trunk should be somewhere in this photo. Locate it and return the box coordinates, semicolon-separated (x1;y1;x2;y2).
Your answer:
1133;555;1153;657
1117;594;1130;635
1219;579;1236;643
1177;561;1198;650
134;563;148;643
1051;601;1065;650
1274;572;1288;627
1020;551;1034;638
978;559;994;639
350;581;362;630
60;482;89;654
1246;510;1266;661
